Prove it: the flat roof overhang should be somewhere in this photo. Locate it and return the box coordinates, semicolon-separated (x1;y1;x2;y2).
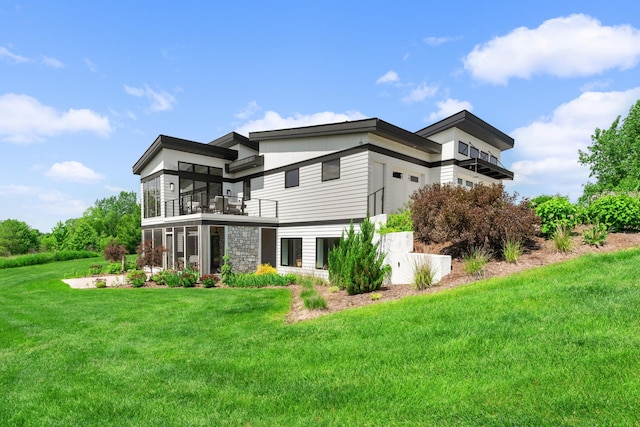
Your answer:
458;158;514;180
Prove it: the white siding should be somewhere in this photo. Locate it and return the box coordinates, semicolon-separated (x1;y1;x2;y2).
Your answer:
252;151;369;223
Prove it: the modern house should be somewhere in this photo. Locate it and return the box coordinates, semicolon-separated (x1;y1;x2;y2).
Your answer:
132;110;514;278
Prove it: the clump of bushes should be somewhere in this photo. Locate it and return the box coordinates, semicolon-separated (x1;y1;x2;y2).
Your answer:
535;196;579;237
411;183;538;256
200;274;219;288
328;215;391;295
584;193;640;232
0;250;99;270
126;270;147;287
227;272;296;288
88;264;103;275
378;208;413;235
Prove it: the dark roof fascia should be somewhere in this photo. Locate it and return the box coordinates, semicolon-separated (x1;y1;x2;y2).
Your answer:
416;110;514;151
132;135;238;175
209;131;259;151
249;118;441;154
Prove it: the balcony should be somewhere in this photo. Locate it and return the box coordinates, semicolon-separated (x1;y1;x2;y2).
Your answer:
164;191;278;218
458;158;514;180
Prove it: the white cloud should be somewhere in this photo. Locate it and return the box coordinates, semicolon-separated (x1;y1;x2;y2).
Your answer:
376;70;399;84
235;100;261;120
0;184;37;196
423;36;460;46
464;14;640;85
506;87;640;200
44;161;105;184
42;56;64;68
104;185;128;193
235;110;368;136
84;58;97;72
0;93;112;144
426;98;473;122
125;84;176;112
402;82;438;104
0;46;29;64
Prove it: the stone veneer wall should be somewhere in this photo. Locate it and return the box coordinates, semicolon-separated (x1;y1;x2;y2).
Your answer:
227;225;260;273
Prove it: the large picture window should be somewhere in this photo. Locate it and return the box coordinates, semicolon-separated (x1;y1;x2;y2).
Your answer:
142;176;161;218
322;159;340;181
316;237;339;269
281;238;302;267
285;168;299;188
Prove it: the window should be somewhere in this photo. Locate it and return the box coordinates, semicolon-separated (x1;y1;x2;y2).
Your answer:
243;179;251;201
466;180;473;188
458;141;469;156
316;237;340;269
392;171;403;179
281;238;302;267
322;158;340;181
470;147;479;159
457;178;463;185
285;168;299;188
409;175;419;183
490;155;498;165
480;151;489;161
178;161;222;176
142;176;161;218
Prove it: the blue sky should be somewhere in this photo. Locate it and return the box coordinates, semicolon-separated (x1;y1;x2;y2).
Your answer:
1;1;640;232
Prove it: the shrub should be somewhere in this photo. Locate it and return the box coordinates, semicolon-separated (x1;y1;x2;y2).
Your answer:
180;270;198;287
103;241;128;262
200;274;219;288
502;238;524;263
164;270;181;288
412;258;436;290
582;222;608;247
378;209;413;235
303;293;327;309
370;292;382;301
94;279;107;288
535;196;578;237
89;264;104;275
150;270;167;286
255;263;277;275
135;240;167;275
411;183;538;256
463;246;491;278
228;272;295;288
328;215;391;295
552;224;572;253
585;194;640;232
0;250;99;270
126;270;147;288
220;252;234;285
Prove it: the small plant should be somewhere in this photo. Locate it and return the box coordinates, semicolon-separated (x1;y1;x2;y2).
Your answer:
378;208;413;235
94;278;107;288
255;263;277;275
328;286;340;293
582;222;608;247
88;264;103;275
370;292;382;301
535;196;578;237
164;270;181;288
180;270;198;287
502;238;524;263
463;246;491;278
103;241;128;263
552;223;572;253
303;293;328;309
200;274;219;288
126;270;147;288
412;258;436;290
150;270;167;286
220;252;234;285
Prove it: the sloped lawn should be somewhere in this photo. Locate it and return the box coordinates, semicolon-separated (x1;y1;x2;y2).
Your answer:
1;251;639;425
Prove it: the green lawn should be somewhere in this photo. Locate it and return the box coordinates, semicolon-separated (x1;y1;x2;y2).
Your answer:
1;250;640;426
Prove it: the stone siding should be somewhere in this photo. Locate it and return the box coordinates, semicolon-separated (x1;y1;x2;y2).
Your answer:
227;225;260;273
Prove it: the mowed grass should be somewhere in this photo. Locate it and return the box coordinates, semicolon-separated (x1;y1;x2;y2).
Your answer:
1;250;640;426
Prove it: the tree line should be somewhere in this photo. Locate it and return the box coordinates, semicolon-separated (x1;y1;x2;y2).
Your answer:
0;191;140;257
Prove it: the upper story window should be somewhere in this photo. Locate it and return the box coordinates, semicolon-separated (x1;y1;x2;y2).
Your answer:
490;156;498;165
243;180;251;201
458;141;469;156
178;161;222;176
142;176;161;218
480;151;489;161
470;147;479;159
392;171;403;179
322;158;340;181
285;168;299;188
409;175;419;183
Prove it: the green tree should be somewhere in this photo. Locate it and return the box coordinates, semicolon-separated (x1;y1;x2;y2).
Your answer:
578;99;640;200
0;219;40;256
64;218;99;251
81;191;140;252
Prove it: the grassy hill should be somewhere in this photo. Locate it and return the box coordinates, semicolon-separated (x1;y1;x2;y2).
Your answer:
1;250;639;426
